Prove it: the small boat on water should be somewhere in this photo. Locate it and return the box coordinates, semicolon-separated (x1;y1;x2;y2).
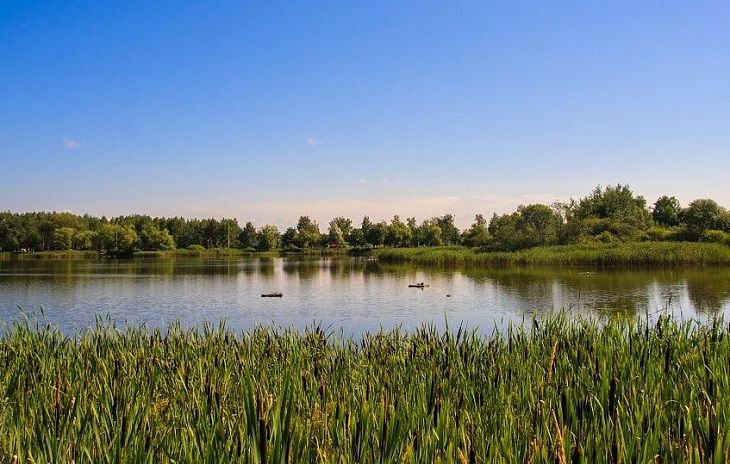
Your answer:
408;282;429;288
262;293;283;298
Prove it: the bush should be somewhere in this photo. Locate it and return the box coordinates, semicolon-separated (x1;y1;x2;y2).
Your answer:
702;229;730;245
596;231;616;243
645;226;673;242
186;244;206;252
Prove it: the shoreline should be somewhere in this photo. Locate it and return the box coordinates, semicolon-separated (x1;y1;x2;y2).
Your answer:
3;241;730;266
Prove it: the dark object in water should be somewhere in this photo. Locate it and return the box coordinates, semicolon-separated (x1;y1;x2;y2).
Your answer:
446;294;451;297
262;293;283;298
408;282;429;288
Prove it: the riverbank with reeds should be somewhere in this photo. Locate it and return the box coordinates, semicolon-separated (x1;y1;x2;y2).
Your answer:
1;315;728;462
376;241;730;267
0;247;355;260
4;241;730;266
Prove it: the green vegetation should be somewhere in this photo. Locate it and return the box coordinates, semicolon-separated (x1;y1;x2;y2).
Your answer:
0;250;100;261
377;242;730;266
2;184;730;256
1;315;729;461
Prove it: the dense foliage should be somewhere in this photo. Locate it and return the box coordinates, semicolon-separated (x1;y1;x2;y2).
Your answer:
2;185;730;254
1;315;729;462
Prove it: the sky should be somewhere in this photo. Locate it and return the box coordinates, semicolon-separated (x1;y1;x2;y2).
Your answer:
1;1;729;228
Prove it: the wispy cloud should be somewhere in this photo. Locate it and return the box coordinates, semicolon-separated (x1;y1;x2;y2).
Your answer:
63;138;85;150
305;137;323;147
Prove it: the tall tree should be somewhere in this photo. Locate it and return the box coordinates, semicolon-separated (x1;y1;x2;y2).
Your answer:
653;196;681;227
461;214;491;247
239;221;258;249
327;221;347;246
682;199;728;240
96;224;138;255
295;216;322;248
257;225;280;251
566;184;653;241
436;214;461;245
418;219;443;247
385;215;413;247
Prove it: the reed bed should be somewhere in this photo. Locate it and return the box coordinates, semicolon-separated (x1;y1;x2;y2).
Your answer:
376;242;730;267
0;250;101;261
1;315;729;462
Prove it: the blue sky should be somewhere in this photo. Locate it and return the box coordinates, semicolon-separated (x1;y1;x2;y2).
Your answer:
1;1;729;227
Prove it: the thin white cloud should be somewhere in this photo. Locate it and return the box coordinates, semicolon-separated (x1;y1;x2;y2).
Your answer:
305;137;323;147
63;138;85;150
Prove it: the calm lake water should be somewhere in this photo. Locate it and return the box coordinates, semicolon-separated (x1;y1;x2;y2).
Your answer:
1;256;729;335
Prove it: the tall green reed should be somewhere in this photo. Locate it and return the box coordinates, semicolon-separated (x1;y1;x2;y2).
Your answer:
0;314;728;462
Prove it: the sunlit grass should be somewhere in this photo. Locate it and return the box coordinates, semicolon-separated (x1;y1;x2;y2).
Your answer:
376;241;730;266
1;314;729;462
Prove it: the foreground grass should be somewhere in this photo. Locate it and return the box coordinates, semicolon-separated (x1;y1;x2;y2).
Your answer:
1;316;729;462
376;241;730;266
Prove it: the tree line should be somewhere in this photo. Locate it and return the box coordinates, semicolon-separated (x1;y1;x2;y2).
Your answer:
1;185;730;255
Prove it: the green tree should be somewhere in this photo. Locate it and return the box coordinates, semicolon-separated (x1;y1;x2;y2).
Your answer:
330;217;353;240
281;227;298;248
516;204;562;247
347;228;367;247
461;214;491;247
295;216;322;248
256;225;280;251
139;225;175;251
488;213;520;251
682;199;727;240
488;205;562;251
52;227;76;250
406;217;418;242
653;196;681;227
219;219;242;249
385;215;413;247
418;219;443;247
73;230;96;250
360;216;373;242
567;184;653;241
0;216;19;251
327;221;347;246
239;221;258;249
436;214;461;245
96;224;138;255
365;221;387;247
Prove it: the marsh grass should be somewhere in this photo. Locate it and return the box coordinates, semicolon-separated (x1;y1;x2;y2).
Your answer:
376;242;730;267
0;250;100;261
1;314;729;462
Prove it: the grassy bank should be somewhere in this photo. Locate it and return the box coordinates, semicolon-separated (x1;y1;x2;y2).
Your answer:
2;247;357;260
1;316;729;462
0;250;100;260
376;241;730;267
6;241;730;266
134;247;250;258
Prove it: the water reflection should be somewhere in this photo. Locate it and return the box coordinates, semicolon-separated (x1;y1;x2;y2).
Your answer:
1;256;729;335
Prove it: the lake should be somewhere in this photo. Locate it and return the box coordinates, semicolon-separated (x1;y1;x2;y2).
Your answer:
1;256;729;335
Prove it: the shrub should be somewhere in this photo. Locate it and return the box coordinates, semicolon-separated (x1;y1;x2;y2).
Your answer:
596;231;616;243
645;226;673;242
702;229;730;245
